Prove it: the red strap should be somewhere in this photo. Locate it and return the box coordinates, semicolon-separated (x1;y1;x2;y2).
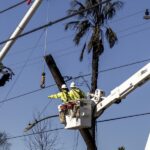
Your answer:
26;0;32;5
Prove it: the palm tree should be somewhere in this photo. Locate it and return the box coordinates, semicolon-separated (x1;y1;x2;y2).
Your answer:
65;0;123;93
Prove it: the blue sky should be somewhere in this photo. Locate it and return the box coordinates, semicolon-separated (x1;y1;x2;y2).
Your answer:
0;0;150;150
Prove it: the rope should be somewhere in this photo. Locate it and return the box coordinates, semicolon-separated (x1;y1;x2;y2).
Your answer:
40;0;50;89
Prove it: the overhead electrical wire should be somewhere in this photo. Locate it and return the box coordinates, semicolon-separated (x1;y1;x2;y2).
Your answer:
0;6;147;64
0;1;149;145
0;0;146;47
0;76;72;105
6;18;150;69
1;3;146;46
7;127;64;140
5;19;150;69
117;21;150;33
0;0;26;14
0;57;149;105
97;112;150;123
0;83;56;104
0;0;149;128
119;25;150;39
6;111;150;141
0;0;115;45
6;15;150;58
1;29;45;106
109;9;144;23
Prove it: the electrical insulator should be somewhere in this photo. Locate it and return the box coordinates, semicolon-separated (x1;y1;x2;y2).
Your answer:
145;9;149;16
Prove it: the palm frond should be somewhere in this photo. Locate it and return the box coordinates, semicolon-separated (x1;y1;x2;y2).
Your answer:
65;21;80;30
79;42;86;61
73;20;91;45
105;27;118;48
75;0;85;9
69;0;86;19
103;1;123;20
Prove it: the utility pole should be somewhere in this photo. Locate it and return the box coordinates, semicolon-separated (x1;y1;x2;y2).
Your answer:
44;54;66;91
44;54;97;150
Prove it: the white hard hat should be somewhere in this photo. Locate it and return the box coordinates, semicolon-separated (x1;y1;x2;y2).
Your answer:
70;82;76;88
61;84;67;89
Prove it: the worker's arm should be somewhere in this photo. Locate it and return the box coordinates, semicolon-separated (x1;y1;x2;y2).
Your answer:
48;92;61;99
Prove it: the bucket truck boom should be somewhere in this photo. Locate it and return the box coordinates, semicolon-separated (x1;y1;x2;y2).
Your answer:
0;0;42;62
0;0;42;86
63;62;150;129
94;62;150;117
145;133;150;150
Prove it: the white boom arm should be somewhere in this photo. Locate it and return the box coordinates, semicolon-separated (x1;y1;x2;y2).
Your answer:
0;0;42;62
95;62;150;117
145;133;150;150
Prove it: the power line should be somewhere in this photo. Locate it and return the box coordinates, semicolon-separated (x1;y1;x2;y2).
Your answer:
8;45;74;69
6;33;74;57
0;0;26;14
117;21;150;33
1;7;148;62
5;9;149;58
6;111;150;140
0;58;149;105
98;58;150;73
0;0;147;56
0;0;111;45
3;30;45;101
119;25;150;39
6;22;150;69
7;127;64;140
110;9;144;23
97;112;150;123
0;84;55;104
6;21;150;68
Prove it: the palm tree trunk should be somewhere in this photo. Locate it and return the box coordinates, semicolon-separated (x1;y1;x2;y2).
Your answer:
89;48;99;150
91;49;99;93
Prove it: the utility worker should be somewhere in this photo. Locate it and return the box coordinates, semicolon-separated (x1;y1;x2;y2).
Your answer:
68;82;86;118
69;82;86;101
48;84;71;124
48;84;71;103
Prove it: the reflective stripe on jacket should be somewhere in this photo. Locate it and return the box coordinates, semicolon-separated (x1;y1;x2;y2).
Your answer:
69;88;85;100
48;91;71;103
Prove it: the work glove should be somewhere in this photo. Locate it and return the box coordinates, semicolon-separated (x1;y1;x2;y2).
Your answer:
48;95;53;98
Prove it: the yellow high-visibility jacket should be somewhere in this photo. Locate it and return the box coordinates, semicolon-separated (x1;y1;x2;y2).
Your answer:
48;90;71;103
69;87;86;101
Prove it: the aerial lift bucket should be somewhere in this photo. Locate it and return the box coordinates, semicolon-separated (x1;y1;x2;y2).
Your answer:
63;100;93;129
